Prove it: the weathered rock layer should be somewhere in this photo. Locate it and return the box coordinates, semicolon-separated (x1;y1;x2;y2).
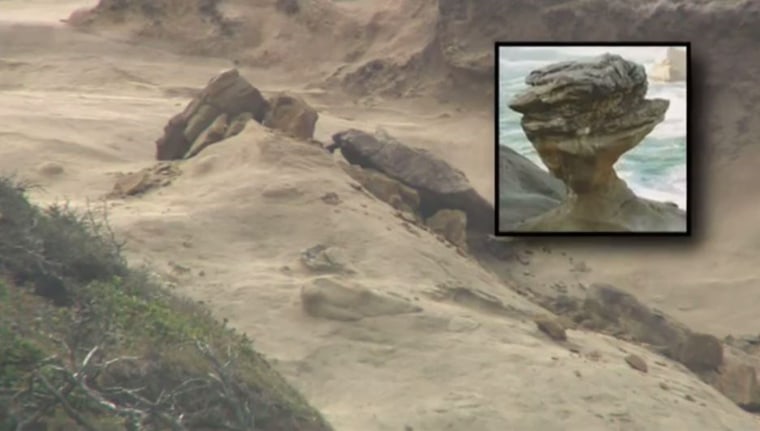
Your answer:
508;54;686;232
329;128;494;235
155;69;319;161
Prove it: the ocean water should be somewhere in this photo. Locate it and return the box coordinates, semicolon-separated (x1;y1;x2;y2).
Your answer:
498;46;687;209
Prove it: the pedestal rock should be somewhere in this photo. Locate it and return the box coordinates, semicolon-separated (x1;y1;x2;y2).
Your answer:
508;53;686;232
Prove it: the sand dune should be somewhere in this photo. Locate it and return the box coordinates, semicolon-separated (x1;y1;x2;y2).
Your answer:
2;0;760;429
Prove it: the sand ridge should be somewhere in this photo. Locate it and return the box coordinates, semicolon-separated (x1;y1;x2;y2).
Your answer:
2;0;760;429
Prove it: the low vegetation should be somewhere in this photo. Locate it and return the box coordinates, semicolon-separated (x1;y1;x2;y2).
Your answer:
0;176;332;431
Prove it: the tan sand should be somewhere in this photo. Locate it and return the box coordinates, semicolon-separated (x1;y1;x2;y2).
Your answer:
2;0;759;429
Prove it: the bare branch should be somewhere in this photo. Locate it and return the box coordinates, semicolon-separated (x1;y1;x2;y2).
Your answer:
12;338;257;431
35;371;99;431
195;341;255;430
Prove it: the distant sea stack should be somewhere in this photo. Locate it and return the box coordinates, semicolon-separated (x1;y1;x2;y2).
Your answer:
508;53;686;232
650;47;688;83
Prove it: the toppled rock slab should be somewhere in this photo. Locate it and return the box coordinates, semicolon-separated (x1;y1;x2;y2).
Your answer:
329;128;494;234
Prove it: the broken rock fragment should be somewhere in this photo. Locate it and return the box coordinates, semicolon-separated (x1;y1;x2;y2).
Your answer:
155;68;269;160
263;92;318;140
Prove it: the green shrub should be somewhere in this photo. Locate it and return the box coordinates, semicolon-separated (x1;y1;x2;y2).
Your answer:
0;177;332;430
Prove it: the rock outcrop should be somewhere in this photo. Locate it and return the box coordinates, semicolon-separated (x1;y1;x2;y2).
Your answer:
156;68;269;160
507;54;686;232
425;209;468;251
498;145;565;231
340;161;421;216
430;0;757;92
541;283;760;413
155;69;322;160
650;46;688;83
708;361;760;411
329;128;494;234
578;283;691;354
263;93;319;140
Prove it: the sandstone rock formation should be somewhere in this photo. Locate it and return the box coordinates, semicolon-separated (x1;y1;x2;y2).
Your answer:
679;333;724;373
507;54;686;232
263;93;319;140
428;0;756;95
108;162;180;198
534;315;567;342
156;68;269;160
708;361;760;411
329;128;494;234
425;209;468;251
579;283;691;354
650;46;688;83
340;161;421;216
498;145;565;231
540;282;760;413
155;69;322;161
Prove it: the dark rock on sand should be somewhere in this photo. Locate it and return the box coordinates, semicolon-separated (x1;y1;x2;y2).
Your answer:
535;316;567;342
330;128;493;233
678;333;724;372
580;283;691;359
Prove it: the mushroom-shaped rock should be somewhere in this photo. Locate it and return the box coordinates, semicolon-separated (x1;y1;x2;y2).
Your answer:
508;54;686;232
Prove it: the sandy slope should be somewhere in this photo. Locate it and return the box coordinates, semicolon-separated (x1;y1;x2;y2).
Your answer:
2;1;760;430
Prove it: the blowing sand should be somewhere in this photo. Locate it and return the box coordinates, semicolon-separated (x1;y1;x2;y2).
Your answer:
2;0;760;429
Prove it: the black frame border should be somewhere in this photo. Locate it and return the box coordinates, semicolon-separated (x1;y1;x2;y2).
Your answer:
493;41;693;237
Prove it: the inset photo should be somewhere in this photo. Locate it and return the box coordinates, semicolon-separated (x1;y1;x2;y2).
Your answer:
495;42;690;235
